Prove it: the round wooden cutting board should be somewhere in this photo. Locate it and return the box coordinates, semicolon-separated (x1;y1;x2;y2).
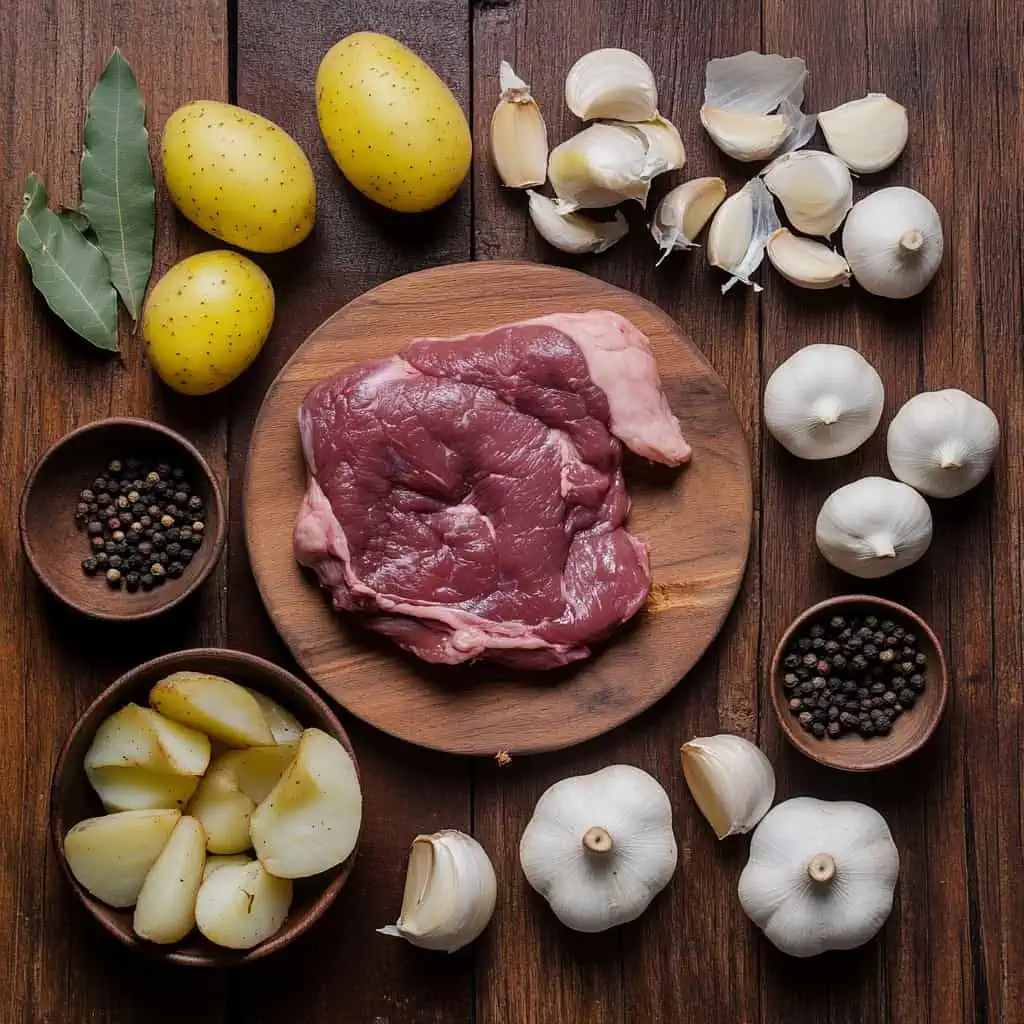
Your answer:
244;261;752;755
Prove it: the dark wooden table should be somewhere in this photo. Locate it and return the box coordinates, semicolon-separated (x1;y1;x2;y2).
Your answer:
2;1;1022;1021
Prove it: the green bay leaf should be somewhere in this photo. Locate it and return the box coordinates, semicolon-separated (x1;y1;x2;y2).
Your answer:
17;173;118;351
80;48;155;322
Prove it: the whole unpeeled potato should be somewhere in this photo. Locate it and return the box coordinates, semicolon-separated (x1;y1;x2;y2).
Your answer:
316;32;471;213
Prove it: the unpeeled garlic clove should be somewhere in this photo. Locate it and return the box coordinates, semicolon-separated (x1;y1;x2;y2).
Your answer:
628;115;686;177
700;107;789;163
762;150;853;238
707;177;780;293
682;735;775;839
565;48;658;122
490;61;549;189
548;122;651;211
651;177;726;264
527;191;628;254
766;228;851;289
377;830;496;953
818;93;908;174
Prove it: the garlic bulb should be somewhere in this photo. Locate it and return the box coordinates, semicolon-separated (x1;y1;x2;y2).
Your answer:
815;476;932;578
651;177;726;264
738;797;899;958
519;764;677;933
700;52;816;162
842;187;944;298
887;389;1000;498
627;115;686;177
762;151;853;238
681;735;775;840
490;61;548;188
707;177;780;293
766;229;851;290
526;190;628;254
764;344;883;459
565;48;658;122
548;123;651;211
378;830;496;953
818;93;908;174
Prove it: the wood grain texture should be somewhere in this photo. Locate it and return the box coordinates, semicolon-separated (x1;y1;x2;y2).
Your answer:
244;261;751;755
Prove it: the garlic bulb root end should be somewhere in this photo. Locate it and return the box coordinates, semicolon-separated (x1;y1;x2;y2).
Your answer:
807;853;836;884
582;826;613;854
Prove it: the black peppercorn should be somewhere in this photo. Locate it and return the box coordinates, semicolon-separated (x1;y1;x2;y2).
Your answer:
95;552;109;567
862;644;878;659
188;495;203;511
915;652;927;666
784;653;800;670
831;653;847;670
783;673;799;689
174;490;188;504
108;555;123;570
141;574;154;590
909;674;926;693
152;532;166;549
812;722;826;738
883;690;898;705
870;681;886;696
171;467;185;481
798;712;813;730
180;549;194;564
82;557;98;576
87;521;103;537
810;636;826;651
125;572;140;592
168;562;185;579
796;637;812;652
103;540;117;555
898;689;916;707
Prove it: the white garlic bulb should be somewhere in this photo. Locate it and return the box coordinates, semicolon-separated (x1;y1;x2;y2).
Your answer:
766;229;851;290
378;830;496;953
681;735;775;839
547;122;651;211
739;797;899;958
818;93;908;174
490;61;548;189
887;389;1000;498
762;150;853;238
764;344;883;459
707;177;780;293
565;48;658;122
842;187;944;298
526;190;628;254
650;177;726;264
519;764;677;933
815;477;933;578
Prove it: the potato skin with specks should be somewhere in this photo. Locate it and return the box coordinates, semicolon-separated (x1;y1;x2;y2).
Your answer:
161;100;315;253
142;251;274;396
316;32;471;213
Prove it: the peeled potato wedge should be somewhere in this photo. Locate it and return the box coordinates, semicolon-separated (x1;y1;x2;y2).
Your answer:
133;816;207;944
214;744;298;803
86;765;200;812
245;689;303;744
202;854;252;882
63;809;181;908
195;860;293;949
150;672;275;748
249;728;362;879
84;704;211;776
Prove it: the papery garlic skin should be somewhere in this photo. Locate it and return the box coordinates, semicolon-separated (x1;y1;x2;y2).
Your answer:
490;61;548;188
764;344;883;459
818;93;908;174
887;389;1000;498
519;764;677;933
681;735;775;839
707;178;780;293
378;830;496;953
842;187;943;298
815;477;932;578
739;797;899;958
548;123;651;211
526;190;628;254
565;48;658;122
651;177;726;264
766;229;851;290
762;151;853;238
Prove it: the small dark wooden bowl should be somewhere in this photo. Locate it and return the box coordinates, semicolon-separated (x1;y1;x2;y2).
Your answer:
50;649;359;966
20;417;226;621
770;596;948;772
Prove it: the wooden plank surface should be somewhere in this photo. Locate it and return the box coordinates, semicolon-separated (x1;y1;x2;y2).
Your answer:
0;0;1022;1021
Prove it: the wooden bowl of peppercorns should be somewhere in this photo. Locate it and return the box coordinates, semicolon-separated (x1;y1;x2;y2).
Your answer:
770;596;948;771
20;417;226;622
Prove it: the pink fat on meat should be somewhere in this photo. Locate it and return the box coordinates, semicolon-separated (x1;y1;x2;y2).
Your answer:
294;311;690;668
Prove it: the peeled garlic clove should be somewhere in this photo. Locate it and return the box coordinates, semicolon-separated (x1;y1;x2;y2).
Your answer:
651;176;726;264
707;177;780;293
527;190;628;254
490;61;549;189
378;830;496;953
762;151;852;238
819;93;908;174
565;48;658;122
628;115;686;177
766;228;851;289
700;107;789;163
548;122;651;211
681;735;775;839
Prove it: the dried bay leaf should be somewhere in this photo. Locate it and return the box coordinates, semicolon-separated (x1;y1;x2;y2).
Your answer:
80;48;155;322
58;207;92;236
17;174;118;351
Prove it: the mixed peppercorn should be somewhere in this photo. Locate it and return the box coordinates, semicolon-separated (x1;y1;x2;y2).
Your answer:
76;458;206;592
782;613;927;740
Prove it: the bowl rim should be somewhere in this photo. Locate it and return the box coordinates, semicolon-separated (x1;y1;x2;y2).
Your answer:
49;647;358;966
19;416;227;622
769;594;949;772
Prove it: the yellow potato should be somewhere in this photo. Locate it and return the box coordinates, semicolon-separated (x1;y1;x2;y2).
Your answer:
142;250;274;396
149;671;275;747
63;809;180;908
161;99;315;253
86;765;200;813
195;861;292;950
316;32;471;212
244;689;303;744
133;816;207;944
84;703;211;776
202;854;252;882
